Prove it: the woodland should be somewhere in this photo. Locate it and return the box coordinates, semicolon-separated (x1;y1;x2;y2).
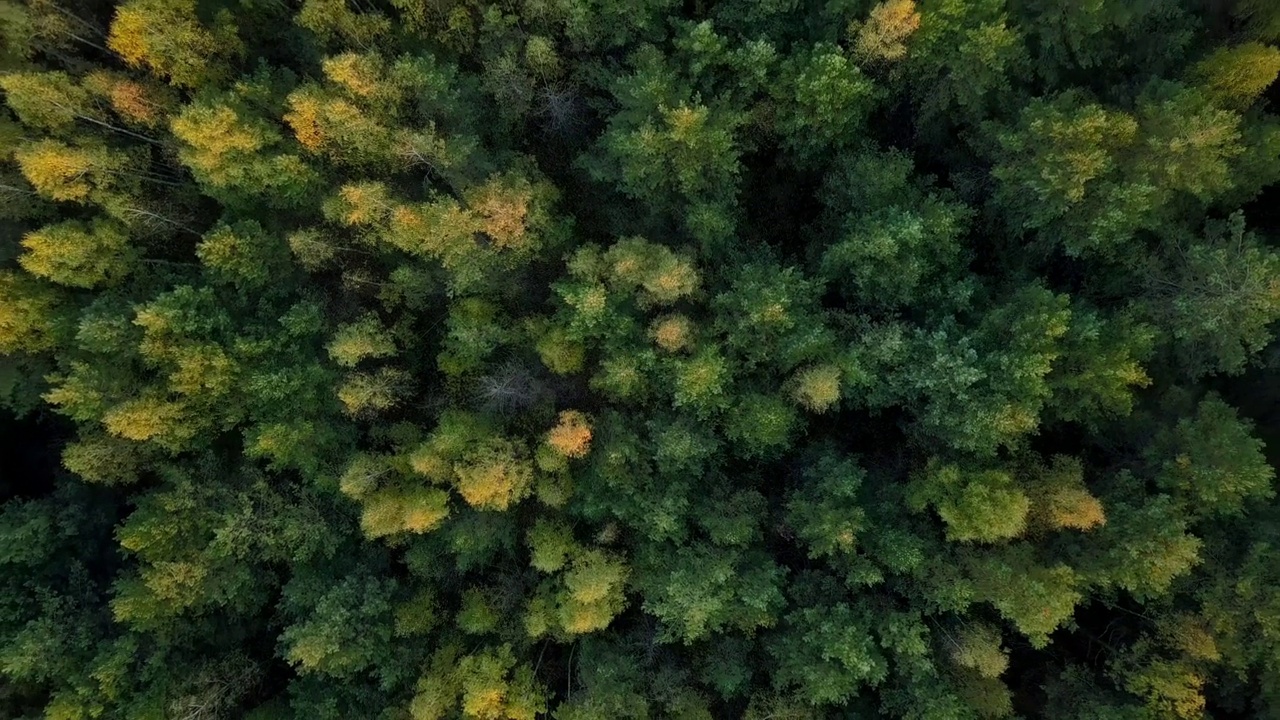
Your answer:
3;0;1280;718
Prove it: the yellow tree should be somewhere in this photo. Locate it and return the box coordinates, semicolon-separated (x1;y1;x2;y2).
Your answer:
20;218;136;288
851;0;921;63
1;70;168;145
0;70;94;131
14;139;135;203
82;70;179;128
1191;42;1280;110
0;270;61;355
108;0;242;88
171;97;318;204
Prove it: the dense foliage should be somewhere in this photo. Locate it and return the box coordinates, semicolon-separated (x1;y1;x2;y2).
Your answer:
3;0;1280;717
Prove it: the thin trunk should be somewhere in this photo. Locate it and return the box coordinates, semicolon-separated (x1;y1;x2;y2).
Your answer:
0;183;43;198
103;169;188;188
65;31;112;54
140;258;199;268
46;1;107;38
75;112;165;146
119;207;201;236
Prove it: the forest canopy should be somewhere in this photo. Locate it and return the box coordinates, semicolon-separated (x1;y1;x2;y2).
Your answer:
3;0;1280;718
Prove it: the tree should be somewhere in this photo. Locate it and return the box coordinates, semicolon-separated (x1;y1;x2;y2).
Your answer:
634;542;786;644
1191;42;1280;110
711;263;833;372
773;43;881;162
1150;394;1274;519
884;285;1071;455
61;432;154;485
0;70;94;131
1044;307;1152;424
284;86;396;168
907;462;1030;544
360;486;451;539
1014;0;1186;82
645;313;693;354
1195;529;1280;712
281;52;474;180
1233;0;1280;41
527;546;629;637
591;55;747;248
327;314;397;368
337;367;412;416
789;363;842;413
452;437;535;511
101;392;196;448
1080;475;1202;600
606;102;741;200
1142;212;1280;377
279;571;398;678
724;393;797;459
947;623;1009;679
851;0;922;64
989;92;1147;256
171;96;318;206
963;543;1083;647
670;347;732;416
768;599;888;705
0;270;63;355
196;219;291;289
904;0;1025;131
295;0;391;50
108;0;242;88
1024;456;1106;533
81;70;179;129
544;410;593;460
1135;84;1243;202
14;138;141;204
411;644;547;720
817;151;973;310
786;451;868;560
1;70;170;147
20;218;136;288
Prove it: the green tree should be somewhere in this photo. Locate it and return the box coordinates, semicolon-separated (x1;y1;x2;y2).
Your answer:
1142;212;1280;377
774;43;880;162
908;462;1030;544
328;314;397;367
989;92;1147;256
769;598;888;705
907;0;1026;130
1150;394;1275;518
634;542;786;644
196;219;291;288
0;70;95;131
883;286;1071;455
